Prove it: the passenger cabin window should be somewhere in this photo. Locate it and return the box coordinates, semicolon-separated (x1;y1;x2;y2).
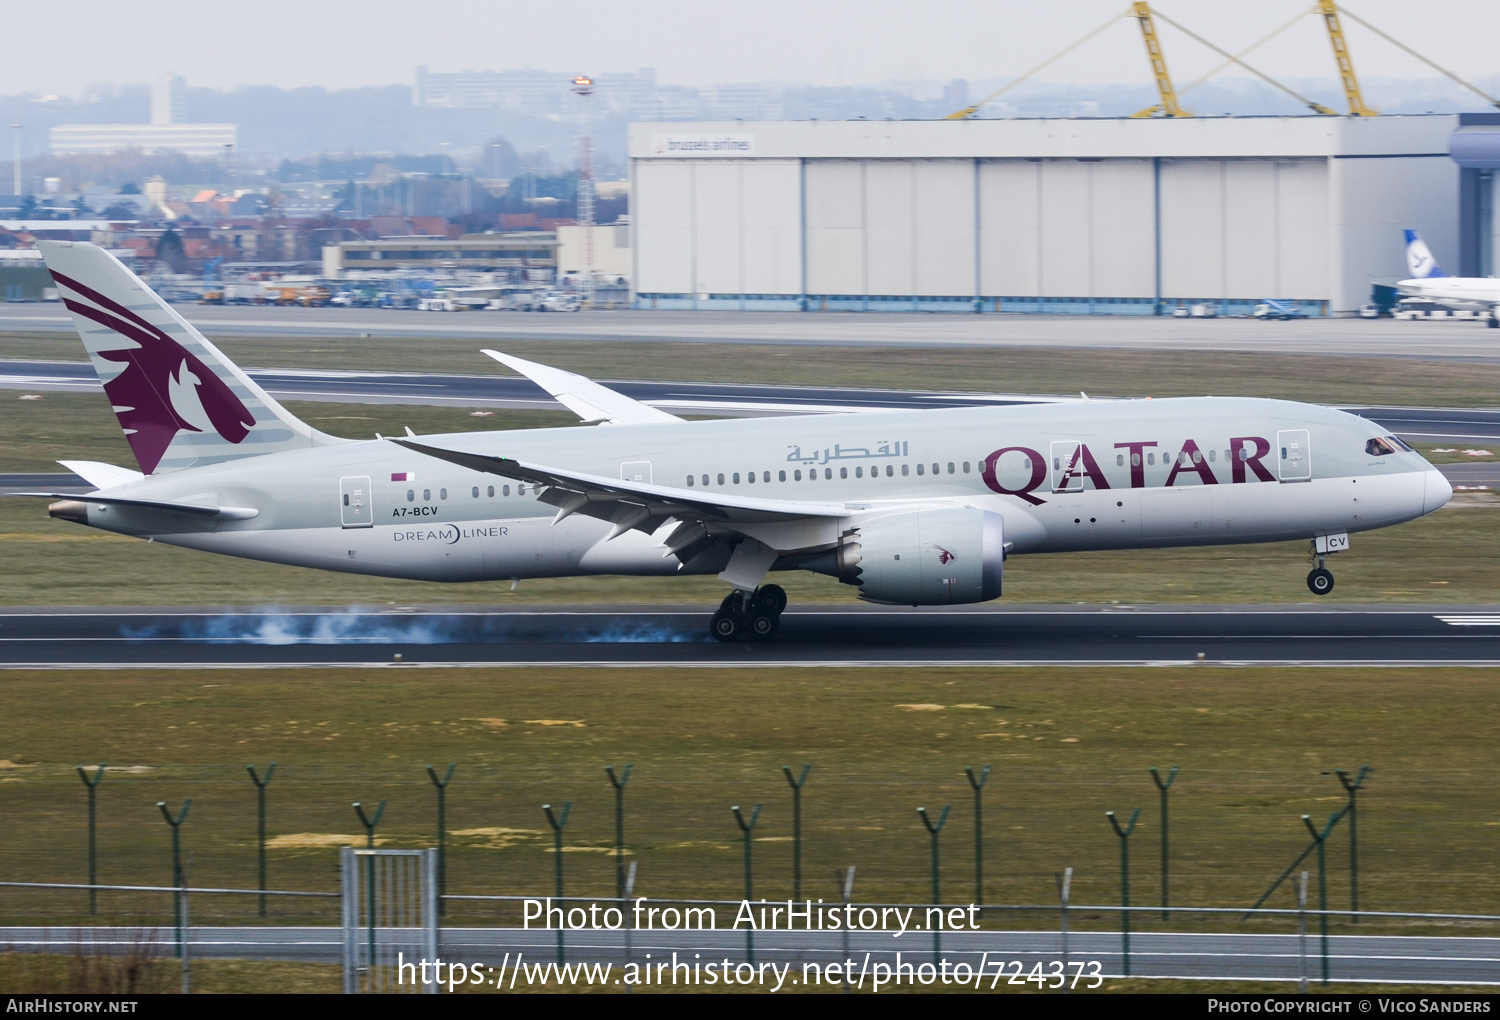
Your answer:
887;465;895;477
947;462;955;474
901;464;909;476
702;475;709;486
794;469;802;481
840;467;848;479
686;475;695;486
733;472;740;484
503;485;511;496
423;488;431;501
471;486;479;498
917;463;925;475
1147;453;1155;465
487;485;495;497
717;473;725;485
763;471;770;483
1117;454;1125;467
779;470;786;482
407;489;415;502
1131;453;1141;467
824;468;832;480
855;466;863;478
963;462;971;473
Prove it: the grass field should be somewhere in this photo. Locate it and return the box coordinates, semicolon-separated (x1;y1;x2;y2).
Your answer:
1;665;1498;939
10;327;1500;407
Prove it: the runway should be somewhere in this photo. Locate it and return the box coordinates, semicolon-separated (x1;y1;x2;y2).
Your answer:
7;357;1500;446
7;305;1500;362
5;604;1500;668
3;924;1496;985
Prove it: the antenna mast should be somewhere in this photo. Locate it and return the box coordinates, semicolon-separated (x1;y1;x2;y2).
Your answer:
572;75;596;309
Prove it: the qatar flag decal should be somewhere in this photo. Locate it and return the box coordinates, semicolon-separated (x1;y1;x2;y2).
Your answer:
391;472;415;482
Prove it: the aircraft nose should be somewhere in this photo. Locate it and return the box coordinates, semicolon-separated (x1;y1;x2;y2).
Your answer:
1425;468;1453;514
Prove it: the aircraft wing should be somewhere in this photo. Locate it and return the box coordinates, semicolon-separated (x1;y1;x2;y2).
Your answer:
482;350;683;426
392;438;852;570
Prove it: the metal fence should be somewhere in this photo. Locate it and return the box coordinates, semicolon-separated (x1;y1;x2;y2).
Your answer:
4;871;1499;991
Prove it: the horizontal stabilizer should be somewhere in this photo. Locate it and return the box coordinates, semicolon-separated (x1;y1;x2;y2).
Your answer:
57;460;144;490
481;350;683;426
11;492;259;520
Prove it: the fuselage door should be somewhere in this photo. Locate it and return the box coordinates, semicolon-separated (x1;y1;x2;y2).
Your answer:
621;461;652;484
1276;430;1312;482
340;475;374;528
1049;441;1084;493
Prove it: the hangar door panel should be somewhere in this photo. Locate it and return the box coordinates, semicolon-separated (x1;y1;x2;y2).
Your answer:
1160;161;1225;299
634;162;694;294
913;161;975;297
1090;161;1154;298
805;162;865;295
979;161;1040;297
1276;160;1328;299
1039;162;1091;297
1224;162;1277;300
864;162;916;295
741;160;802;295
692;162;744;295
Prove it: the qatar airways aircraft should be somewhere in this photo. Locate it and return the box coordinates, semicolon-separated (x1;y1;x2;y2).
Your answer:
18;242;1451;641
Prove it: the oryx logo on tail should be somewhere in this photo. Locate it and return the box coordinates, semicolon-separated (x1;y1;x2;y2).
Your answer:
49;269;255;474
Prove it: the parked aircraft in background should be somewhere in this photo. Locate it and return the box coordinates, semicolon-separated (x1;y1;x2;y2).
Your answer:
16;243;1452;640
1398;229;1500;325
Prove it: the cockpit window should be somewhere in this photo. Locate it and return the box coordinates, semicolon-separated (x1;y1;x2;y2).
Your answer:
1365;436;1409;457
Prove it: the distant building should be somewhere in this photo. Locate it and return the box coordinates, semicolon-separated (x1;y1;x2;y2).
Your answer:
413;66;661;116
50;74;237;158
323;233;558;278
630;115;1460;315
557;221;631;282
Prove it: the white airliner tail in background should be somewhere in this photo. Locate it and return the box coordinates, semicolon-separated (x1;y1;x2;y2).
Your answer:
1404;229;1447;280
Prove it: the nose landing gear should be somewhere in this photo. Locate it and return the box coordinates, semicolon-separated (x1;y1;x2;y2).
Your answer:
710;584;788;642
1307;566;1335;595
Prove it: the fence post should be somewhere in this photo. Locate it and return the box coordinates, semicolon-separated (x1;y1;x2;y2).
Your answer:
1149;765;1178;920
76;763;104;915
1297;870;1309;995
156;799;191;960
426;764;456;916
179;857;190;995
836;866;856;994
964;765;990;910
353;800;386;980
1332;766;1372;923
917;804;951;966
732;804;762;963
605;764;633;901
1055;866;1073;994
782;763;811;902
1106;808;1141;977
623;860;638;995
543;802;572;966
246;763;276;918
1303;811;1340;986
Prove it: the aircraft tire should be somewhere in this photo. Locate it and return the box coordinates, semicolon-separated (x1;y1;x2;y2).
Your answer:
710;612;741;642
1489;314;1499;329
754;584;788;616
1307;568;1335;596
749;613;780;640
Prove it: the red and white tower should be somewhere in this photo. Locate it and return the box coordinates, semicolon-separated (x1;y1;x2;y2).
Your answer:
571;75;595;309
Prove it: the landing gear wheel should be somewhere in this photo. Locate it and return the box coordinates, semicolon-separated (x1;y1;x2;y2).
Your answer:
710;612;742;642
1488;313;1499;329
753;584;788;616
1307;567;1335;596
749;613;780;640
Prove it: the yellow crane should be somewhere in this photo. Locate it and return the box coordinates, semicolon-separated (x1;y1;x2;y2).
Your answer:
1129;2;1190;118
1317;0;1377;116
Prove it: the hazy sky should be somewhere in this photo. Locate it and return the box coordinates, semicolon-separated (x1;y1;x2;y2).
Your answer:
11;0;1500;95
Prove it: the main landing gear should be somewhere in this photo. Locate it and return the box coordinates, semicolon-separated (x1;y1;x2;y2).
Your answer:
710;584;788;642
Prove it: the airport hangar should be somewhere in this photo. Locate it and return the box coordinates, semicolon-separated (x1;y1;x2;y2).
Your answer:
627;115;1461;317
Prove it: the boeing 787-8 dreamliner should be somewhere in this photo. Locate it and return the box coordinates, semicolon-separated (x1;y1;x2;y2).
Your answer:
17;242;1452;641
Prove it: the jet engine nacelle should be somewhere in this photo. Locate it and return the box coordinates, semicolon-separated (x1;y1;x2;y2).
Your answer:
828;508;1004;605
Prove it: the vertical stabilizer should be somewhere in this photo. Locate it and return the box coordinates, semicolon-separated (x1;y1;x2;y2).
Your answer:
37;241;341;474
1404;229;1447;279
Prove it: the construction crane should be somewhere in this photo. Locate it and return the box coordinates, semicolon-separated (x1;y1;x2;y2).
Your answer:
1317;1;1376;116
1129;2;1190;118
